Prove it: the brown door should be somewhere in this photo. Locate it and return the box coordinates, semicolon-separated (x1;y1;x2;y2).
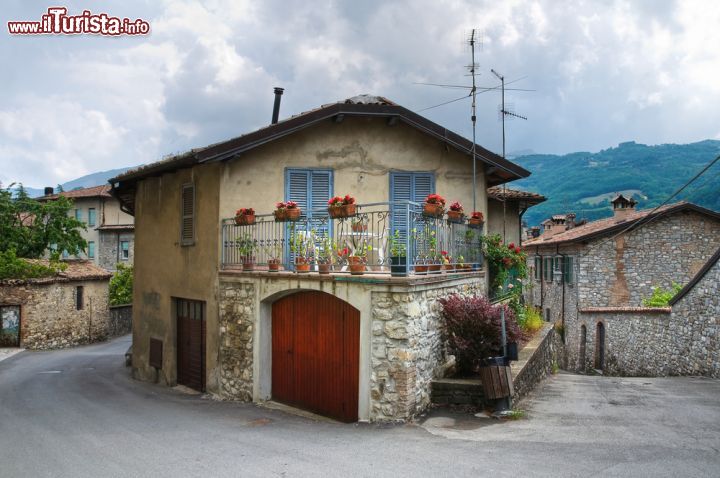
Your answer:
176;299;206;392
272;291;359;422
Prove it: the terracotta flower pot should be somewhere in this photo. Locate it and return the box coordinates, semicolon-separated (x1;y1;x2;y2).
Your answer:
318;263;332;274
447;210;464;223
414;264;429;275
268;259;281;272
351;222;367;233
443;264;455;271
343;203;357;217
328;205;344;218
428;263;442;273
235;214;256;226
423;202;444;217
242;260;255;271
286;207;301;221
273;209;287;221
294;258;311;273
349;263;365;275
468;218;484;229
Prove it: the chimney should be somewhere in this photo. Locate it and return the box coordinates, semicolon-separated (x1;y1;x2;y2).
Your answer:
566;213;576;230
44;186;54;196
611;194;637;220
271;87;284;124
530;226;541;238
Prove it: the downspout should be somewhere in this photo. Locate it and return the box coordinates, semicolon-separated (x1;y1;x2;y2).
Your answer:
537;245;543;312
518;204;528;246
558;244;566;341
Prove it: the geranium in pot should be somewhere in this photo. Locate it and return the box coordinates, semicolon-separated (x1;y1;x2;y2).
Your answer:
262;241;283;272
348;240;371;275
235;207;256;226
236;233;258;271
316;232;335;274
388;230;408;277
468;211;484;228
327;194;357;218
441;250;454;271
447;201;464;223
290;229;313;273
274;201;302;222
423;193;445;217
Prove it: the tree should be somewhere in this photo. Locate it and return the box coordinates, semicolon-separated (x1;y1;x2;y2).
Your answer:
109;264;133;305
0;184;87;259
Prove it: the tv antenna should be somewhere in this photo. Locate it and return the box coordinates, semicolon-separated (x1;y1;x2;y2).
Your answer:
468;29;480;212
491;68;527;242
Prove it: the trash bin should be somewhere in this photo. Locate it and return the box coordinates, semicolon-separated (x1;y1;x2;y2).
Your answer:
479;356;514;400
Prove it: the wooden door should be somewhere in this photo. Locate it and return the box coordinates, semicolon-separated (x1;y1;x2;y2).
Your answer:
272;291;359;422
176;299;206;392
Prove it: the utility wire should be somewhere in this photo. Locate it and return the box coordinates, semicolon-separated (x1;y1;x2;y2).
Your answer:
415;93;471;112
590;154;720;249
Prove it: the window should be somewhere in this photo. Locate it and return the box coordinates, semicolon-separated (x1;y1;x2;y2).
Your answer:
76;286;84;310
389;171;435;246
543;257;553;282
88;208;96;226
534;256;542;280
285;169;333;264
120;241;129;260
87;241;95;259
74;209;82;221
563;256;575;284
553;256;561;282
180;184;195;246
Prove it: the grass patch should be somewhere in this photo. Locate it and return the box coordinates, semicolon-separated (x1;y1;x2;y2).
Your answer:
505;409;525;420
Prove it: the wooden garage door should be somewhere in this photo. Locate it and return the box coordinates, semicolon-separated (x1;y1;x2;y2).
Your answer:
177;298;206;392
272;291;359;422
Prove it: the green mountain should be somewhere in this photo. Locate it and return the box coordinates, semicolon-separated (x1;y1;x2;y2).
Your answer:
511;140;720;226
6;166;139;198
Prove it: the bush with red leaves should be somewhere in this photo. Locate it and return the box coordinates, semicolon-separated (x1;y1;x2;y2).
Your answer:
438;294;521;375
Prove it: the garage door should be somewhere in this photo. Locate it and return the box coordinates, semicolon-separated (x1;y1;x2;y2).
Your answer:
272;291;359;422
176;298;206;392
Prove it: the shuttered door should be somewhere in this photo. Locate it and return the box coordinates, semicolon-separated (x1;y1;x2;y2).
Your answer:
284;169;333;265
272;291;360;423
176;299;206;392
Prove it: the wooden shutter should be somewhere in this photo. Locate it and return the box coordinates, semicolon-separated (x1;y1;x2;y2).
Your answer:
564;256;574;283
284;169;333;264
390;171;435;235
181;184;195;246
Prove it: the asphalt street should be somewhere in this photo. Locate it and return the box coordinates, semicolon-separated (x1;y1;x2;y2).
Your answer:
1;335;719;477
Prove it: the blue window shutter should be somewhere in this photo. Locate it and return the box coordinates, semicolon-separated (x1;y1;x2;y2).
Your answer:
285;169;309;216
390;171;435;248
412;173;434;203
284;169;333;265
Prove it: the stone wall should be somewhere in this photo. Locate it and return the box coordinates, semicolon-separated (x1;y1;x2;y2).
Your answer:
99;231;134;271
0;279;110;350
108;304;132;337
370;281;483;421
526;245;581;328
511;323;563;402
217;281;255;401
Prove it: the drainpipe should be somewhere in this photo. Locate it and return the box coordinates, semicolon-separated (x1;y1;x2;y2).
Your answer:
518;205;527;246
558;245;566;342
537;246;543;313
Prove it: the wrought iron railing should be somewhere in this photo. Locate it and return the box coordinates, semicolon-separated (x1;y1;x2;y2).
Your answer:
221;201;485;276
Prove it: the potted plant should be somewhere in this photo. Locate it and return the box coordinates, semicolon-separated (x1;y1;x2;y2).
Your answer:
468;211;484;228
262;241;283;272
290;229;313;273
274;201;302;222
412;227;429;274
350;216;367;233
328;194;357;218
236;233;257;271
348;240;371;275
447;201;464;223
423;193;445;217
427;228;442;273
441;250;454;271
316;232;335;274
388;230;407;277
235;207;256;225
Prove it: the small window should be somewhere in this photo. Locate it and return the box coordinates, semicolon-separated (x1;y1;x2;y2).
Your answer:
76;286;84;310
534;256;542;281
563;256;575;284
87;241;95;259
120;241;129;260
544;257;553;282
88;208;96;227
74;209;82;221
553;257;562;282
180;184;195;246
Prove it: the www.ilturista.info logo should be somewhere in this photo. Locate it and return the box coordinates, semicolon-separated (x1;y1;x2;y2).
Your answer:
8;7;150;36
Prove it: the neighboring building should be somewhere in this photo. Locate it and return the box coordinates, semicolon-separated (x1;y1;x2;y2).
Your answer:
0;260;112;349
110;94;531;422
38;185;134;271
524;195;720;374
486;186;546;245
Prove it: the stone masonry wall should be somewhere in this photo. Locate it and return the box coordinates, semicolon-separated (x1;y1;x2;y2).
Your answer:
217;281;256;401
108;304;132;337
99;231;134;271
370;280;482;421
0;279;110;350
512;323;563;402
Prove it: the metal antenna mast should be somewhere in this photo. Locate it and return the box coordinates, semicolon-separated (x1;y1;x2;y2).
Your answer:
468;30;479;211
491;68;527;242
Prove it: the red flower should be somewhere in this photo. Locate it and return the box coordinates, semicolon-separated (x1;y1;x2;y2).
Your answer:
343;194;356;205
471;211;484;220
449;201;463;212
328;196;343;206
508;242;515;249
285;201;298;209
441;250;449;257
338;247;349;257
515;246;522;254
275;201;286;209
236;207;254;216
425;193;446;205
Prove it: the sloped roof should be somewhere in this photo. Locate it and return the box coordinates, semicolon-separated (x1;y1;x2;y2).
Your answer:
111;95;530;188
487;186;546;205
38;185;112;201
669;245;720;306
524;202;720;246
0;260;111;285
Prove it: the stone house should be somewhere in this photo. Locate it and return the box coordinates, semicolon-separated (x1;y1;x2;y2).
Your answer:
523;195;720;374
38;185;135;271
0;260;112;349
110;93;531;422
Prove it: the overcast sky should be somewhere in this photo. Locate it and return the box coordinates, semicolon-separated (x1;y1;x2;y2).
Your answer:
2;0;719;187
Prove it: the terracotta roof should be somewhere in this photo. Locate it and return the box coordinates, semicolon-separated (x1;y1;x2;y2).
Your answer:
524;201;720;246
0;260;112;285
487;187;546;205
38;185;112;201
111;95;531;215
669;245;720;306
96;224;134;231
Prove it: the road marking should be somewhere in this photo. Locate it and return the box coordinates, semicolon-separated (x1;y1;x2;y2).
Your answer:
38;370;62;374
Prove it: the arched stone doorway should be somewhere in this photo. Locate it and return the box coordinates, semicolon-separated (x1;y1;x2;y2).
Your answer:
271;290;360;422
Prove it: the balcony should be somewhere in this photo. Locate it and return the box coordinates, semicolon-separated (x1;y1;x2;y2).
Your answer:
220;201;485;277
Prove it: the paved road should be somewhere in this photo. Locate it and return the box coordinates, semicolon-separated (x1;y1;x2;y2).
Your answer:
1;336;719;477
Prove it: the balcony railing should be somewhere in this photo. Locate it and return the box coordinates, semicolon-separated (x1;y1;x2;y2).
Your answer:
221;201;485;276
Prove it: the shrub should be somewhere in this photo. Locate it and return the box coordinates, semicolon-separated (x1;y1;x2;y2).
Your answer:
0;249;64;280
438;294;521;375
109;263;133;305
517;305;544;334
642;282;683;307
